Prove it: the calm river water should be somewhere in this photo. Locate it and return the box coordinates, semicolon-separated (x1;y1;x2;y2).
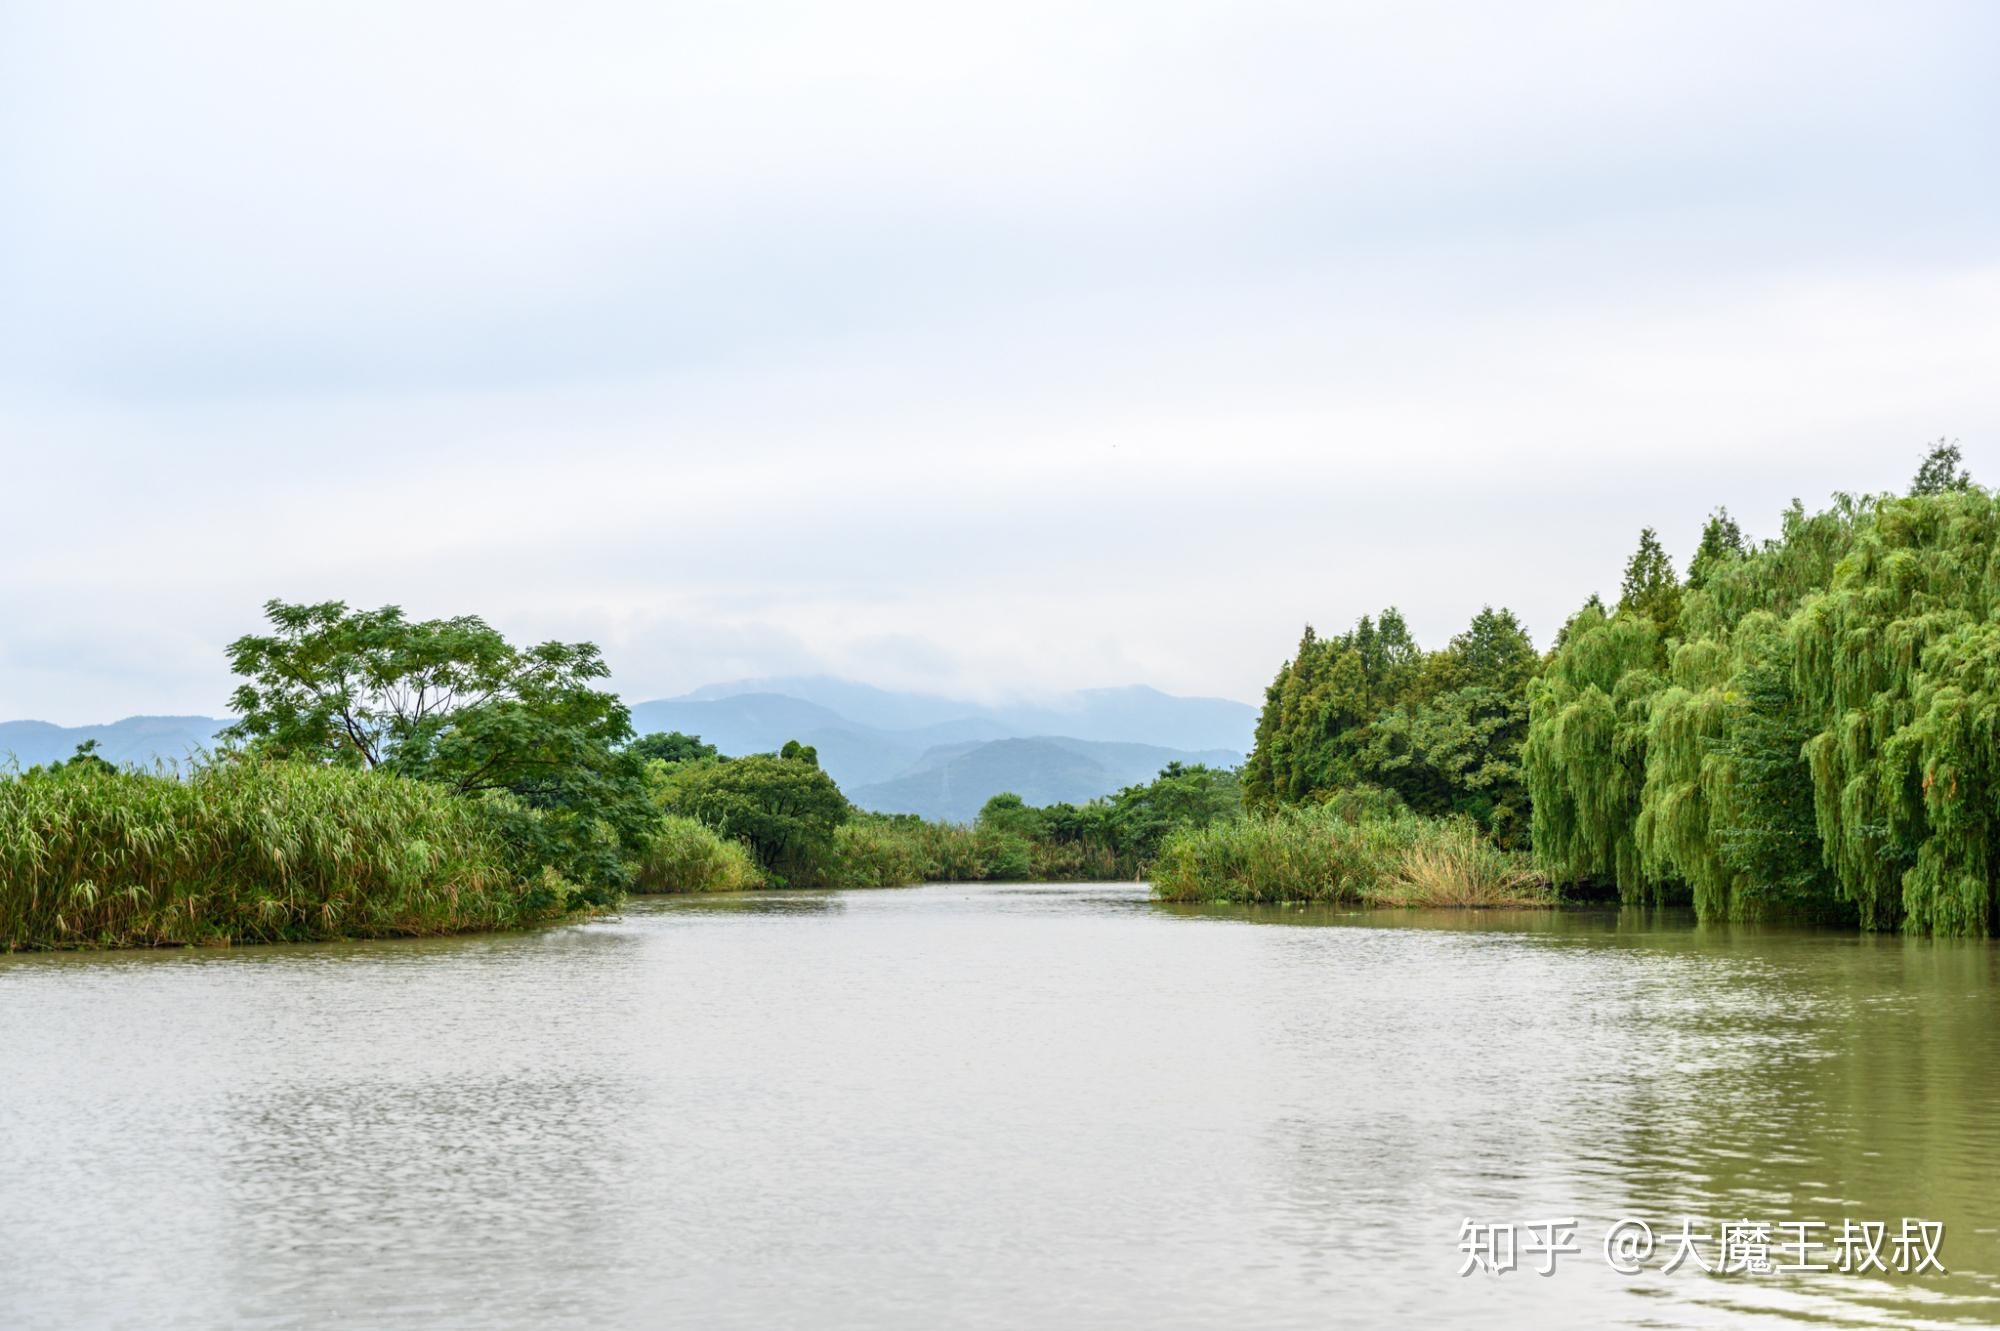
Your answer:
2;883;1997;1329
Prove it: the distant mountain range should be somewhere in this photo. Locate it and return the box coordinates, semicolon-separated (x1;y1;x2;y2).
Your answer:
847;736;1243;823
630;677;1254;815
673;676;1256;749
3;676;1256;821
0;715;232;771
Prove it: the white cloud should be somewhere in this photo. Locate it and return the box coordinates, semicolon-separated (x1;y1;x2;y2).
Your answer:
1;1;1995;722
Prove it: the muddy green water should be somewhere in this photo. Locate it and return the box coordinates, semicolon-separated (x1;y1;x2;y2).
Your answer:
2;883;1996;1329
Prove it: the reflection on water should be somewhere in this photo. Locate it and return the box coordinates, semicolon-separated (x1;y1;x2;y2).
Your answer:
1;885;1995;1329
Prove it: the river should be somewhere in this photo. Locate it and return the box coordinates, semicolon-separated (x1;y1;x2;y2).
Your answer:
2;883;1996;1328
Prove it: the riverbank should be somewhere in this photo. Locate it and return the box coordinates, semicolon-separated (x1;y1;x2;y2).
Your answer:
0;759;1152;951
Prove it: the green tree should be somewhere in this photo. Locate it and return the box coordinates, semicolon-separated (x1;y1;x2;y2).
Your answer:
1243;608;1426;810
1685;508;1748;591
1246;606;1537;843
221;599;647;894
631;731;719;766
1401;607;1538;844
25;739;119;777
1713;643;1837;918
667;749;849;885
1527;480;2000;933
1910;438;1971;496
1617;527;1683;632
977;791;1044;839
1521;600;1668;901
1105;762;1242;866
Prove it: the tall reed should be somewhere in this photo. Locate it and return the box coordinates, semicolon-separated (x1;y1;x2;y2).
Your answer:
633;815;765;893
1150;806;1550;907
0;761;581;949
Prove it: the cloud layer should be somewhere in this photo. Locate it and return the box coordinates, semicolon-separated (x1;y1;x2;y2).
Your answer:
3;1;1996;722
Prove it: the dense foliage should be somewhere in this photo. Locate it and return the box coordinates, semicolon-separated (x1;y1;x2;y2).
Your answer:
224;599;648;893
0;760;581;949
7;608;1251;947
642;740;1242;889
653;746;850;886
633;815;765;894
1526;443;2000;933
1243;606;1537;844
967;761;1245;880
1231;442;2000;933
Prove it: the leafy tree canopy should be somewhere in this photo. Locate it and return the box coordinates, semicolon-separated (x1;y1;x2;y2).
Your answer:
1910;438;1972;496
665;747;849;884
1103;762;1243;864
1527;444;2000;933
977;791;1041;838
630;731;719;766
221;599;647;890
1243;605;1538;844
21;739;120;778
1686;507;1748;590
1617;526;1683;632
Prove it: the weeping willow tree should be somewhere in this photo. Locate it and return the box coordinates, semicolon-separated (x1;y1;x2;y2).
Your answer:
1528;457;2000;934
1632;635;1734;912
1629;612;1844;922
1520;602;1666;900
1241;443;1997;932
1789;487;2000;932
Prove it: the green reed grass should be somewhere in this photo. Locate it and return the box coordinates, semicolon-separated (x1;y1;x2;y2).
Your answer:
632;815;765;893
824;817;1126;888
0;761;583;950
1149;806;1551;907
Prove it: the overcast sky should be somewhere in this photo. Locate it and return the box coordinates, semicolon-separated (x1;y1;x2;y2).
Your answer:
2;1;1996;724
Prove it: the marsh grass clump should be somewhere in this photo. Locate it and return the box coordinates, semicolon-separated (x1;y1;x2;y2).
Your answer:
827;818;932;887
632;815;765;893
823;817;1116;888
1149;805;1549;907
0;760;583;950
1370;820;1553;908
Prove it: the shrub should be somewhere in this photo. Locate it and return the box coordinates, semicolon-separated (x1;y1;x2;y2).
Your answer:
632;815;764;893
661;752;847;886
976;830;1033;881
827;818;929;888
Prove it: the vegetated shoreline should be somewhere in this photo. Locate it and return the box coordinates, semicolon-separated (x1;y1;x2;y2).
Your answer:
1221;445;2000;936
0;733;1236;951
15;444;2000;950
1148;804;1554;909
1;757;1530;953
0;761;596;952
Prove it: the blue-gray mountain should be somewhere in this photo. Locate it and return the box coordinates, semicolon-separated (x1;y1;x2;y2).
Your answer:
6;679;1252;822
846;737;1244;824
672;677;1255;751
629;679;1252;817
0;716;231;771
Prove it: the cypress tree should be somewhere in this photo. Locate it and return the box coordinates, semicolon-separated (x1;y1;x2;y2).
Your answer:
1686;507;1748;591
